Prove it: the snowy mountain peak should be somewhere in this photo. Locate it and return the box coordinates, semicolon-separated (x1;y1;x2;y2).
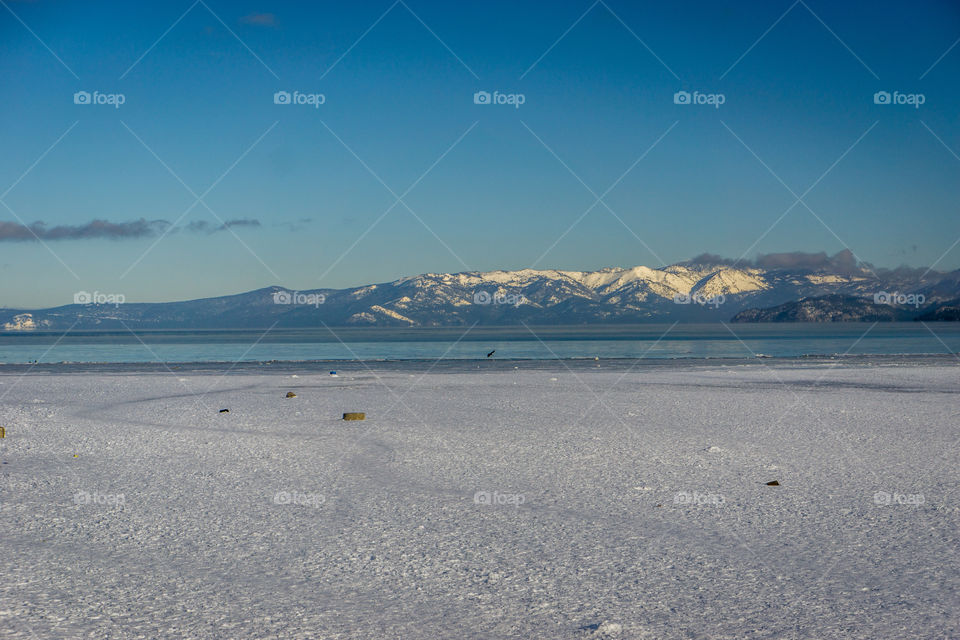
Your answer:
397;263;771;299
5;258;956;329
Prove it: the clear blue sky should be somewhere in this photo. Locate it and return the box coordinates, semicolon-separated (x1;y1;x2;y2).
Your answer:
1;0;959;307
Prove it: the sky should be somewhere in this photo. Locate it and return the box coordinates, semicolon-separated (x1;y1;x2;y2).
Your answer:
1;0;959;307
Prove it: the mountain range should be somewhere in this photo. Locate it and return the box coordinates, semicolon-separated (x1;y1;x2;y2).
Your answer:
3;255;959;330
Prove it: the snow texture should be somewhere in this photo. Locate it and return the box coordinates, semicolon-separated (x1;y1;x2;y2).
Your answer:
1;359;957;638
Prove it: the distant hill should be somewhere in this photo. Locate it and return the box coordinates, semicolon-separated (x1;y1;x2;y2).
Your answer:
915;299;960;321
730;295;913;323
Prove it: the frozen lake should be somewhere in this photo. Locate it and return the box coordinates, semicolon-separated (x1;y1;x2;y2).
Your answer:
1;359;957;638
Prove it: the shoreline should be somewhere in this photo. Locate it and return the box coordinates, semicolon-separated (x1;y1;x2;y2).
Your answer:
0;352;957;375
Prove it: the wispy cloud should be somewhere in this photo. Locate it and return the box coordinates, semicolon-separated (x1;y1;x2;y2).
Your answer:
0;218;262;241
273;217;313;231
0;219;166;241
183;218;262;234
239;12;276;27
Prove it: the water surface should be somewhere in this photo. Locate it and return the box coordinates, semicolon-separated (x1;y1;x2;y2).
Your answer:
1;323;957;363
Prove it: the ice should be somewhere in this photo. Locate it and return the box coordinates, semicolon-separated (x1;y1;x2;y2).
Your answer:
0;360;957;638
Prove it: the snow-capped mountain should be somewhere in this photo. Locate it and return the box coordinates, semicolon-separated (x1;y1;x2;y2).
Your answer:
2;258;958;330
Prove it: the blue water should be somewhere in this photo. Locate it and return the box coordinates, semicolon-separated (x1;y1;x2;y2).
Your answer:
0;323;958;364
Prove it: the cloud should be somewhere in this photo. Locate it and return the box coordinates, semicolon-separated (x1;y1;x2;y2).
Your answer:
273;217;313;231
239;12;276;26
184;218;262;234
686;252;739;266
754;249;863;275
223;218;261;229
0;219;167;241
0;218;262;241
686;249;866;275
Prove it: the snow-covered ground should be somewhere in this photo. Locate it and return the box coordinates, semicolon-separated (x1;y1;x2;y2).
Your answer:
1;360;957;639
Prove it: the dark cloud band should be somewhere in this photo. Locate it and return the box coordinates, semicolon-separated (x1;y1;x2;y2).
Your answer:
686;249;939;277
0;218;261;241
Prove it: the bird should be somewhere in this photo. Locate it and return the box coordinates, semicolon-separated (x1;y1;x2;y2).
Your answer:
486;350;495;358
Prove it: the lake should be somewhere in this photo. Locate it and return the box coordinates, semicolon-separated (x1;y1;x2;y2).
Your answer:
0;323;958;363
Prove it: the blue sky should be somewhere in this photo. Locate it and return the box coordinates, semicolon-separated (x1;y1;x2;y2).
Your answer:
1;0;959;307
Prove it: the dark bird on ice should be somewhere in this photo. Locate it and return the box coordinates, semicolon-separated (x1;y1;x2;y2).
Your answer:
486;350;495;358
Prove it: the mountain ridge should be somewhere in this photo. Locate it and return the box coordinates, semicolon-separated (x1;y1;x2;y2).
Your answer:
2;259;957;330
